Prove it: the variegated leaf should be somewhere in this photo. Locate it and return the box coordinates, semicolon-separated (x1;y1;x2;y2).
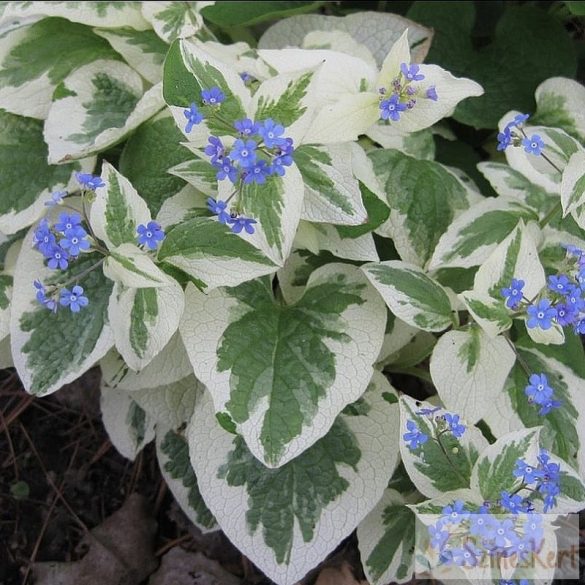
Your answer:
103;244;171;289
141;1;213;44
561;150;585;217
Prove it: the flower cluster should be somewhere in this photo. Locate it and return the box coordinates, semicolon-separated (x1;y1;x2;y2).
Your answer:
136;221;165;251
378;62;438;123
514;450;561;512
523;373;561;416
403;408;467;451
497;113;544;156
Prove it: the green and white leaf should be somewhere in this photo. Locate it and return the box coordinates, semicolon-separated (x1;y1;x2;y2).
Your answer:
141;1;213;44
399;395;488;499
561;150;585;218
158;216;276;290
219;162;305;266
0;2;150;31
156;426;217;532
155;186;207;229
187;371;400;585
368;149;470;268
357;489;417;585
100;332;193;392
470;428;541;502
376;316;418;367
0;273;13;343
100;382;155;460
366;125;436;160
108;278;184;371
429;327;515;424
44;61;164;163
91;161;151;249
168;156;217;195
460;223;545;337
295;143;368;226
11;220;113;396
0;109;95;235
301;29;377;69
94;27;167;85
429;197;537;270
180;263;386;467
525;319;565;346
258;11;433;66
363;260;455;332
0;17;120;119
0;336;13;368
534;76;585;143
130;376;201;428
103;244;171;289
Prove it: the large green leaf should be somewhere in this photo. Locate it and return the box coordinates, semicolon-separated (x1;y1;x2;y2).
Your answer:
407;3;577;128
179;264;386;467
187;371;400;585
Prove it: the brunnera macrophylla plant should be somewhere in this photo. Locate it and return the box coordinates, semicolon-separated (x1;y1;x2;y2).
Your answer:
0;3;585;585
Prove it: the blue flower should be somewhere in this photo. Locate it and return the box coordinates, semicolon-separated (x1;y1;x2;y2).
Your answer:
234;118;259;137
524;515;543;545
201;86;225;105
452;543;481;567
243;159;269;185
526;299;557;330
548;274;572;295
258;119;287;148
400;63;425;82
506;534;532;560
538;398;562;415
509;113;530;128
501;278;525;309
204;136;224;163
184;102;204;133
469;512;494;537
563;243;584;257
231;138;257;168
45;190;67;207
34;280;56;312
270;152;293;176
46;245;69;270
522;134;545;156
136;221;165;250
442;500;468;524
555;303;577;326
76;173;104;190
492;518;516;547
565;286;585;312
214;157;238;183
33;219;56;256
425;86;438;101
513;458;543;484
239;71;254;84
428;523;449;550
228;215;257;235
524;373;554;405
207;197;230;224
403;419;428;450
380;94;407;122
576;268;585;289
500;490;526;514
60;226;90;256
574;318;585;334
444;413;466;438
416;406;441;416
54;212;82;234
60;285;88;313
497;127;512;151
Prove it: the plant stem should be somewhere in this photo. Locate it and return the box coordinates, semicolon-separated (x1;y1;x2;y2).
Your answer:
539;201;561;228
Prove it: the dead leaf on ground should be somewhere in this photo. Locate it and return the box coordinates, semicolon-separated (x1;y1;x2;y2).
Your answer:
314;562;369;585
148;547;241;585
33;493;158;585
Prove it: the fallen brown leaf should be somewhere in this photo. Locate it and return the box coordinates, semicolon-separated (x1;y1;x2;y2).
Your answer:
33;493;158;585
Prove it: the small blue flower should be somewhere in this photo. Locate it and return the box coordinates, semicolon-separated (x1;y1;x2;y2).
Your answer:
33;219;56;256
60;226;90;257
563;243;584;257
428;523;449;550
184;102;204;133
258;119;287;148
46;245;69;270
451;543;481;567
444;413;466;438
243;159;269;185
201;86;225;105
492;518;516;547
34;280;56;312
239;71;254;84
270;152;293;176
214;157;238;183
234;118;259;137
565;286;585;311
425;86;438;101
442;500;468;524
380;94;407;122
574;318;585;334
555;303;577;326
576;268;585;289
548;274;572;295
45;191;67;207
522;134;545;156
416;406;441;416
400;63;425;82
524;373;554;405
510;113;530;128
513;458;543;484
538;398;562;415
526;299;557;330
76;173;104;190
231;138;257;168
60;285;88;313
497;127;513;151
229;215;257;235
204;135;224;163
207;197;230;224
501;278;525;309
469;512;494;537
524;515;543;544
403;419;428;450
500;490;526;514
54;212;82;234
136;221;165;250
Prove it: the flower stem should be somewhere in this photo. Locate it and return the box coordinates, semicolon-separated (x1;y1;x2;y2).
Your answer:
539;201;562;228
49;257;105;292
